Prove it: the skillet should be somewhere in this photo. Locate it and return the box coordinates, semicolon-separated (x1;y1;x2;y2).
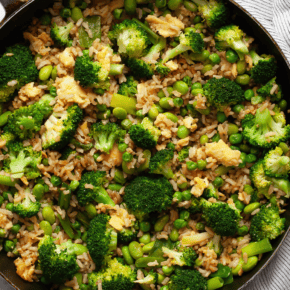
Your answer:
0;0;289;289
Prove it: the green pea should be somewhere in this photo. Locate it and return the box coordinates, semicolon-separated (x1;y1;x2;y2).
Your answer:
191;88;204;96
0;111;12;127
173;98;184;108
184;27;197;34
229;133;243;145
159;97;174;109
42;206;56;225
167;87;174;96
236;60;247;75
243;184;254;195
154;215;169;232
226;50;239;63
139;233;151;244
97;109;111;120
233;104;245;114
118;143;128;153
197;159;207;170
0;229;6;238
279;99;287;111
179;210;190;220
162;265;175;275
196;222;205;231
114;169;126;185
148;105;159;120
191;50;210;62
122;246;134;265
39;65;53;81
244;202;260;215
228;123;239;135
245;154;257;164
279;142;289;154
212;132;221;142
51;175;62;187
174;219;187;229
173;191;183;203
108;183;123;192
6;203;14;212
97;104;107;112
164;112;178;123
32;184;45;200
195;23;205;30
184;0;198;12
4;240;14;252
40;13;52;25
128;241;143;260
121;119;132;130
69;180;79;191
195;258;203;266
155;0;167;8
113;8;123;19
193;15;202;24
192;83;203;91
235;200;245;211
182;190;191;201
169;227;179;242
239;152;247;168
242;256;258;272
40;220;53;235
236;74;250;86
124;0;137;15
186;161;197;171
209;53;221;64
201;64;213;74
216;112;227;124
244;89;254;101
213;177;224;188
136;109;145;119
158;89;166;99
237;225;249;236
113;107;127;120
142;241;155;253
60;8;72;18
200;135;209;145
177;125;190;139
71;7;83;22
168;0;183;10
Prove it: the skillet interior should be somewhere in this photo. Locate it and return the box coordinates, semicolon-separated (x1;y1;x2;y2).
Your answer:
0;0;289;289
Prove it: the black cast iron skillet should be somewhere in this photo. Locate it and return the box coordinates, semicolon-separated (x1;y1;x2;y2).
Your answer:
0;0;290;289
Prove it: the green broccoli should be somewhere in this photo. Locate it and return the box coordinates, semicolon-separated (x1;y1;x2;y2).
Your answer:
193;0;228;29
126;37;169;79
203;184;219;199
0;131;15;145
0;44;38;102
118;76;138;97
263;147;290;178
249;49;277;84
74;54;110;90
38;235;87;284
162;31;204;64
249;204;285;242
168;268;208;290
88;257;136;290
201;198;241;236
135;270;157;285
241;108;290;149
189;197;203;214
257;77;282;102
162;246;197;266
129;117;161;149
215;25;249;60
13;189;41;218
149;149;175;179
90;122;126;154
50;22;74;46
124;175;174;220
87;214;118;268
203;77;244;110
3;142;42;180
272;106;286;125
60;147;77;160
42;104;83;151
178;146;189;162
108;19;150;58
207;234;223;256
76;171;115;206
117;227;137;244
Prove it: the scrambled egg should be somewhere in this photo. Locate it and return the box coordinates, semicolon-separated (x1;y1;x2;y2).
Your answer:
18;82;44;102
205;140;241;167
146;14;184;38
165;60;179;71
154;114;175;139
108;208;134;231
58;48;75;68
183;116;198;132
191;177;209;197
109;215;125;231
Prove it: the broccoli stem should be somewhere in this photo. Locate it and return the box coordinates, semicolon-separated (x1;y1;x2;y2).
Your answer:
109;64;125;76
132;18;160;44
108;230;118;251
279;156;289;166
231;40;249;55
145;37;166;59
249;50;262;65
0;175;17;186
76;212;90;228
271;178;290;197
94;187;116;206
57;214;75;239
163;167;175;179
241;238;273;257
163;44;189;63
192;0;207;6
58;189;72;210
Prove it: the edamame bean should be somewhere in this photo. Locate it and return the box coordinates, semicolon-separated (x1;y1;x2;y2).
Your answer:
114;169;126;184
279;99;287;111
113;107;127;120
128;241;143;260
142;241;155;253
136;109;145;119
173;81;189;95
200;135;209;145
173;191;183;203
39;65;53;81
122;246;134;265
155;0;167;8
174;219;187;229
229;133;243;145
154;215;169;232
169;227;179;242
279;142;289;154
186;161;197;171
226;49;238;63
216;111;227;123
235;200;245;212
244;202;260;215
168;0;183;10
0;229;6;238
244;89;254;101
236;74;250;86
148;105;159;120
39;220;53;235
242;256;258;272
97;104;107;112
158;89;166;99
71;7;83;22
6;203;13;211
162;10;171;17
177;125;190;139
209;53;221;64
124;0;137;15
85;203;97;219
245;154;257;164
33;184;45;200
191;88;204;96
233;104;245;114
201;64;213;74
184;0;198;12
193;15;202;24
121;119;132;130
228;123;239;135
182;190;191;201
162;265;175;275
140;221;151;232
163;112;178;123
158;273;165;284
42;206;56;225
108;183;123;192
0;111;12;127
197;159;207;170
213;177;224;188
243;184;254;195
232;259;244;276
159;97;174;109
139;233;151;244
237;225;249;236
237;60;246;75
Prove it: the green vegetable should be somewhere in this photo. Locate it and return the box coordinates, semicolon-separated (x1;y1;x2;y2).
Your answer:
50;22;74;46
149;149;174;179
110;93;137;115
79;16;101;48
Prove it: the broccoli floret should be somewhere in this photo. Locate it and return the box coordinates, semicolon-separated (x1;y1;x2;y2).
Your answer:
203;77;244;110
108;19;150;58
87;214;118;269
149;149;174;179
0;131;15;145
135;270;157;285
188;197;203;214
215;25;249;60
193;0;228;29
249;49;277;84
76;171;115;207
129;117;161;149
249;204;285;242
50;22;74;46
60;147;77;160
88;258;136;290
201;198;241;236
74;54;110;90
90;122;126;154
263;147;290;178
168;268;208;290
203;184;219;199
38;235;82;284
207;234;223;257
117;228;137;244
36;94;55;118
162;246;197;267
257;77;282;102
178;146;189;162
0;44;38;102
118;76;138;97
273;106;286;126
162;31;204;63
13;189;41;218
42;104;83;151
124;175;174;220
3;142;42;180
241;108;290;149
